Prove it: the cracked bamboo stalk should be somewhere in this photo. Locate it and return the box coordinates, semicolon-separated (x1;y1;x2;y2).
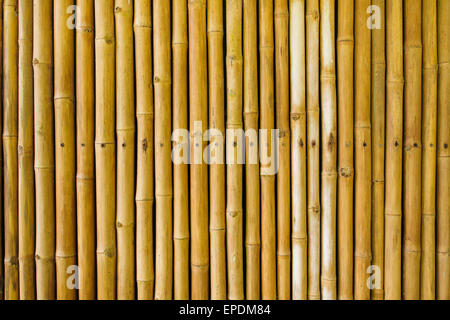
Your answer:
115;0;135;300
208;0;226;301
3;0;19;300
336;0;354;300
135;0;154;300
0;0;3;301
290;0;306;301
95;0;116;300
259;0;276;300
34;0;55;300
173;0;189;300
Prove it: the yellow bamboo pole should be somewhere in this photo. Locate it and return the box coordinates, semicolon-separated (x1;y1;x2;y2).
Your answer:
3;0;18;301
135;0;154;300
18;0;35;300
0;0;3;301
336;0;354;300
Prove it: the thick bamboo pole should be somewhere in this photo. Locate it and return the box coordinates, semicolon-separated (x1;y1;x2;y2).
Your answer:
134;0;154;300
115;0;135;300
243;0;260;300
306;0;321;300
290;0;307;301
259;0;276;300
207;0;226;300
336;0;354;300
95;0;116;300
3;0;18;300
189;0;208;300
18;0;34;300
384;0;403;300
0;0;3;301
173;0;189;300
34;0;55;300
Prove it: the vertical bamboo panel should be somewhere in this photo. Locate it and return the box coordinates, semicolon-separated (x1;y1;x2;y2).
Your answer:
290;0;307;301
336;0;354;301
34;0;55;300
18;0;35;300
0;0;3;301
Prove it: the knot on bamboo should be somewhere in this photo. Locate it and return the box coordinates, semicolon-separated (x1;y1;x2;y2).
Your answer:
5;256;19;266
339;167;354;178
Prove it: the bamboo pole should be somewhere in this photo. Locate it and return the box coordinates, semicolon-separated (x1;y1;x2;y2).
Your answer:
207;0;226;300
384;0;404;300
259;0;276;300
436;0;449;301
95;0;116;300
173;0;189;300
76;0;96;300
290;0;307;301
18;0;35;300
243;0;260;300
34;0;55;300
0;0;3;301
306;0;321;300
336;0;354;300
115;0;135;300
3;0;19;300
135;0;154;300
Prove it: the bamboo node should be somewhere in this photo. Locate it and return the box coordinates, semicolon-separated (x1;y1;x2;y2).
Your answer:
339;167;354;178
4;256;19;266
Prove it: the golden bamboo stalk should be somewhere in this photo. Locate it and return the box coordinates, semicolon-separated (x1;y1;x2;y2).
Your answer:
259;0;276;300
34;0;55;300
95;0;116;300
290;0;306;300
336;0;354;300
3;0;18;301
384;0;403;300
18;0;35;300
115;0;135;300
135;0;154;300
306;0;321;300
207;0;226;300
173;0;189;300
436;0;449;301
0;0;3;301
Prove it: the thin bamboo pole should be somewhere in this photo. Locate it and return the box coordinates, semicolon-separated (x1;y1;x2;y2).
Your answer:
3;0;19;300
259;0;276;300
95;0;116;300
243;0;260;300
290;0;307;301
115;0;135;300
384;0;404;300
189;0;208;300
306;0;321;300
207;0;226;300
0;0;3;301
135;0;154;300
34;0;55;300
336;0;354;300
18;0;35;300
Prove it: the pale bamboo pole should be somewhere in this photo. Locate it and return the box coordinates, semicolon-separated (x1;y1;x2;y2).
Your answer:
436;0;449;301
3;0;19;300
290;0;306;301
173;0;189;300
243;0;260;300
354;0;372;300
306;0;321;300
34;0;55;300
115;0;135;300
189;0;208;300
154;0;173;300
421;0;437;300
0;0;3;301
403;0;422;300
259;0;276;300
384;0;404;300
134;0;154;300
320;0;337;300
18;0;35;300
336;0;354;300
371;0;385;301
95;0;116;300
76;0;96;300
207;0;226;300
